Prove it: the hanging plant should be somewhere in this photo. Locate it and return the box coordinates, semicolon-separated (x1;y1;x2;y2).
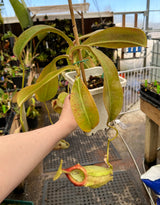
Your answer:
13;0;147;189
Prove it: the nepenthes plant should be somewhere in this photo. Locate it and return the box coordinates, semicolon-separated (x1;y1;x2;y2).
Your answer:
13;0;147;188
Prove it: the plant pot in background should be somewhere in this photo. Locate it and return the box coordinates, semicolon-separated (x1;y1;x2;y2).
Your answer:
64;67;126;134
140;83;160;108
0;111;15;135
3;111;16;135
0;117;6;130
11;76;23;89
11;76;27;89
27;116;38;130
1;199;34;205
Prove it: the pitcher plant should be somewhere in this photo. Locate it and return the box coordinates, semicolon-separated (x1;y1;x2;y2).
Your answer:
13;0;147;188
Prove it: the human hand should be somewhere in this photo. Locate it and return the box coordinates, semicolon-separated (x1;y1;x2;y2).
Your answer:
59;95;77;132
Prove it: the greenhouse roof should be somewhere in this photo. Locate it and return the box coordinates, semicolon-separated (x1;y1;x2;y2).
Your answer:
3;2;113;24
28;3;90;15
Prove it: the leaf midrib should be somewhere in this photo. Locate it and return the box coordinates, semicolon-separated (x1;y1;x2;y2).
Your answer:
77;78;92;128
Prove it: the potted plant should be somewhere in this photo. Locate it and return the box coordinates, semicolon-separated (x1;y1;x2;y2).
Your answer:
0;88;11;117
140;79;160;107
0;88;16;134
0;88;9;129
6;63;27;89
13;24;147;131
12;0;147;187
0;50;28;90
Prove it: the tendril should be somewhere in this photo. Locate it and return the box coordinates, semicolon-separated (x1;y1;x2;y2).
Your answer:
104;122;119;169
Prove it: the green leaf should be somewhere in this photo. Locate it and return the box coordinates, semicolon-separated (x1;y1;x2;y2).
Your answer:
35;61;58;102
90;47;123;122
82;27;147;48
17;65;76;107
0;11;3;24
70;77;99;132
79;29;102;41
70;45;123;122
35;55;70;102
9;0;33;30
69;43;133;122
0;88;4;96
13;25;74;58
37;33;48;42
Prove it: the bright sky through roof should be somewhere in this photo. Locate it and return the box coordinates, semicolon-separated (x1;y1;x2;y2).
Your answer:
1;0;160;26
0;0;159;16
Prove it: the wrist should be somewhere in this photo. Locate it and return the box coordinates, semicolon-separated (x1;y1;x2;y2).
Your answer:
57;118;77;138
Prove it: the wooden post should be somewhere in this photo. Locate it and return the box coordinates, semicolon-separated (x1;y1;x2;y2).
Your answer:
122;14;125;27
140;98;160;127
140;99;160;167
68;0;87;85
144;116;159;166
134;13;138;27
77;11;85;35
121;14;125;59
133;13;138;58
81;12;85;35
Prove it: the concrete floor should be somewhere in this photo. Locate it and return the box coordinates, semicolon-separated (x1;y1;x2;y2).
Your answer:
7;100;160;205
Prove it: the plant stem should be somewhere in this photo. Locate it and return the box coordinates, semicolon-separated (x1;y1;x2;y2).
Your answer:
68;0;87;85
20;104;25;132
44;102;53;125
104;123;119;168
19;58;25;88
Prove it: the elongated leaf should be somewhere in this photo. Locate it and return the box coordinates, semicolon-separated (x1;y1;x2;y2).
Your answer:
17;65;76;107
79;29;103;41
35;55;70;102
9;0;33;30
0;11;3;24
82;27;147;48
37;33;48;42
69;45;123;122
90;47;123;122
35;63;58;102
70;77;99;132
13;25;74;58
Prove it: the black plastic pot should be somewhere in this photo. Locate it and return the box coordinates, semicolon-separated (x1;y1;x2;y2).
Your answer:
0;117;6;130
27;116;38;130
4;111;15;135
2;199;34;205
11;76;23;89
0;110;15;135
140;84;160;108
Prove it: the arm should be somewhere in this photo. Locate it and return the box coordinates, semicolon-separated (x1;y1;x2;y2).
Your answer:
0;95;77;202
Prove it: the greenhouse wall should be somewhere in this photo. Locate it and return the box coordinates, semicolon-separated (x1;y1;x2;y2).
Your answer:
151;39;160;67
0;15;113;36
